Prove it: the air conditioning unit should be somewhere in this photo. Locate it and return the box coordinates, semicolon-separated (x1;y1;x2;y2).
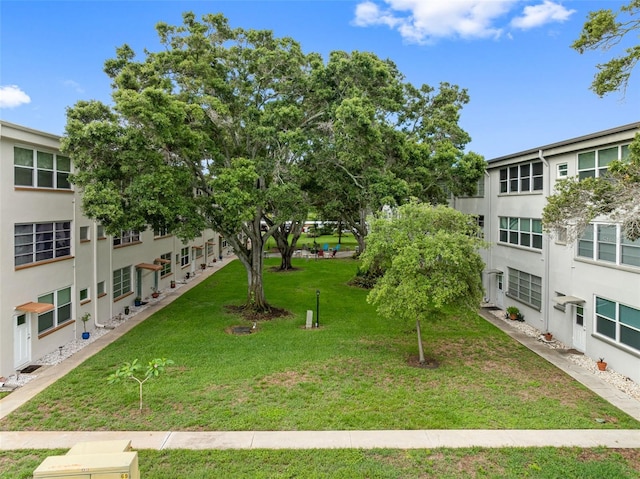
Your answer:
33;440;139;479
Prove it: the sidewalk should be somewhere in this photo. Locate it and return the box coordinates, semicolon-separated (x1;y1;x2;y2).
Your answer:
1;260;640;450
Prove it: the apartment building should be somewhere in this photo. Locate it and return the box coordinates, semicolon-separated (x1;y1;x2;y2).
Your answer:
454;122;640;384
1;121;223;379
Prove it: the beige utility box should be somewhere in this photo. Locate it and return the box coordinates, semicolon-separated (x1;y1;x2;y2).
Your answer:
33;451;139;479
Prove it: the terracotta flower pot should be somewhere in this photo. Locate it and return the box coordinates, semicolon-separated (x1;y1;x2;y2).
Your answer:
597;361;607;371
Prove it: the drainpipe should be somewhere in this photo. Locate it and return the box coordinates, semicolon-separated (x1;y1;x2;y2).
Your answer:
539;149;551;334
72;198;78;338
93;221;105;328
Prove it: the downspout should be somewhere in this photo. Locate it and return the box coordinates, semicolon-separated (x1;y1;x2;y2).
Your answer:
539;149;551;334
484;169;492;299
72;198;78;338
93;221;105;328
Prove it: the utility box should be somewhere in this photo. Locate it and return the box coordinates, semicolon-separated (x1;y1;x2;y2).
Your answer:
66;440;132;455
32;451;140;479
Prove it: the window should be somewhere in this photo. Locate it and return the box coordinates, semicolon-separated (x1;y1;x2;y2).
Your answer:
499;161;543;194
14;222;72;267
160;252;172;277
557;163;568;177
154;226;171;237
97;225;106;239
206;238;215;257
97;281;106;297
578;144;629;179
113;266;132;299
595;297;640;352
37;287;72;334
499;217;543;250
507;268;542;310
577;223;640;268
113;230;140;247
195;246;204;259
80;226;90;242
79;288;90;303
14;146;71;189
180;247;190;267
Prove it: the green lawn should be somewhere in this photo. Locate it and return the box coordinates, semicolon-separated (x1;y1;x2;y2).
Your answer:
1;258;638;432
4;447;640;479
265;233;359;251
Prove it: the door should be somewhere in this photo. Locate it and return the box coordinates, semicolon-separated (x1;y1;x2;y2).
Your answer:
572;305;586;352
495;274;505;309
14;313;30;368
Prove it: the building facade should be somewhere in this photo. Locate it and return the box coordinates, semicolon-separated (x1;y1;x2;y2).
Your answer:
454;122;640;384
1;121;224;378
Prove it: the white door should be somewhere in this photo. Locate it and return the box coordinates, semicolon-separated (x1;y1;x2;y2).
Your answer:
572;305;586;352
495;274;505;309
14;313;30;368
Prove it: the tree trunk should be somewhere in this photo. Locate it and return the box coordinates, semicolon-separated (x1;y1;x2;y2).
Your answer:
416;318;425;364
273;220;304;271
246;236;270;311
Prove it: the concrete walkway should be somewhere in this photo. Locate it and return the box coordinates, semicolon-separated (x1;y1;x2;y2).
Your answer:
1;257;640;450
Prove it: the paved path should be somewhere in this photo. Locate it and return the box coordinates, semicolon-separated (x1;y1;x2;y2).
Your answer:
1;256;640;450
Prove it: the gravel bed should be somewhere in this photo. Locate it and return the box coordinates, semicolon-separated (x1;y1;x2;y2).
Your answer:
3;300;639;405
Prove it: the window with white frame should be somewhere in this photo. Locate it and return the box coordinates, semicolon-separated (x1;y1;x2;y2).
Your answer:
206;238;215;257
595;297;640;352
557;163;568;178
499;161;543;194
154;226;171;237
14;146;71;189
97;280;106;297
180;247;190;267
79;287;90;303
499;217;543;249
113;230;140;247
14;222;72;267
37;287;72;334
113;266;132;299
577;223;640;267
160;252;172;277
97;225;106;239
80;226;90;242
578;144;630;180
507;268;542;310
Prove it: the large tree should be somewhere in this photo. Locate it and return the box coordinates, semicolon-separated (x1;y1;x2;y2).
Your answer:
63;12;316;312
543;1;640;241
360;202;486;364
303;52;485;254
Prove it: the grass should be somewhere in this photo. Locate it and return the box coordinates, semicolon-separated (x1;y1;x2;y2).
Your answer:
1;257;638;432
3;447;640;478
264;233;359;250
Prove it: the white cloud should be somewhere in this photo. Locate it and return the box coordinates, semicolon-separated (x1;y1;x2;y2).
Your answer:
63;79;85;94
353;0;576;43
511;0;575;30
0;85;31;109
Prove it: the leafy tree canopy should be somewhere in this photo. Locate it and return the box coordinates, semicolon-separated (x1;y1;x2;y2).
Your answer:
360;202;486;363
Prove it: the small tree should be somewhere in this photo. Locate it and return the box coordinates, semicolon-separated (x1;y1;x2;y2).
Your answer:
360;202;486;364
107;358;174;411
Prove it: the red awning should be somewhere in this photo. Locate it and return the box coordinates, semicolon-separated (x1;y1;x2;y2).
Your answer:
16;302;55;314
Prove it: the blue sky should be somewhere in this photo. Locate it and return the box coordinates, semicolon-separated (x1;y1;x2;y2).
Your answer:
1;0;638;159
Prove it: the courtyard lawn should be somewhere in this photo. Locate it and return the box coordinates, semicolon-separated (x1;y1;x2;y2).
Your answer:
0;258;638;432
265;233;359;251
4;447;640;479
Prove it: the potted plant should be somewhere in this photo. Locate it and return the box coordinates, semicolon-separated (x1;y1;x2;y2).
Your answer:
596;358;607;371
80;312;91;339
170;280;176;288
151;288;160;299
124;306;130;315
506;306;520;320
134;296;142;307
543;332;553;341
